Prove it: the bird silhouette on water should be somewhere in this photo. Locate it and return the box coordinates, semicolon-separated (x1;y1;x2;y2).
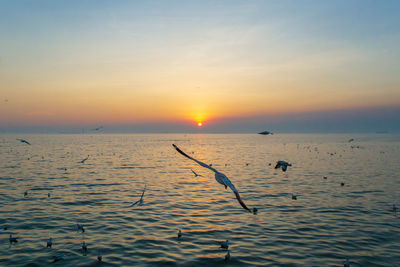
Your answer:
47;238;53;248
76;224;85;233
220;240;229;249
53;253;64;262
79;155;89;164
9;234;18;243
17;139;31;145
173;144;257;213
274;161;292;172
82;241;88;254
191;169;202;177
225;250;231;261
130;185;146;207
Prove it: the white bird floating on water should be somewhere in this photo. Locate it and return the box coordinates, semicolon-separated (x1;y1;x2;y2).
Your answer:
9;234;18;243
79;155;89;164
172;144;257;213
130;185;146;207
225;250;231;261
191;169;202;177
17;138;31;145
47;238;53;248
274;161;292;172
220;240;229;249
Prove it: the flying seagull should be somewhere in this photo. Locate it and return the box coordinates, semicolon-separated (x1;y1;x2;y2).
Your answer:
172;144;256;213
274;160;292;172
79;155;89;164
191;169;202;177
130;185;146;207
17;139;31;145
348;138;354;143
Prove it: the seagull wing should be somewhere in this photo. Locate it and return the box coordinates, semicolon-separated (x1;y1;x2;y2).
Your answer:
173;144;218;173
274;162;281;169
130;200;140;207
140;186;146;200
173;144;253;212
17;139;31;145
221;176;252;212
130;186;146;207
80;156;89;163
223;178;251;212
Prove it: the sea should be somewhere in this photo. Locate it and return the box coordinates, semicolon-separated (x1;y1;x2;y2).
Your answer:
0;134;399;266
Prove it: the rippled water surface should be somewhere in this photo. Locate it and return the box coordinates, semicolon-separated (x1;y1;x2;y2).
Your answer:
0;134;400;266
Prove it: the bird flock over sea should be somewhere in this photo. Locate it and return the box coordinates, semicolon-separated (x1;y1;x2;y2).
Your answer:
1;134;398;266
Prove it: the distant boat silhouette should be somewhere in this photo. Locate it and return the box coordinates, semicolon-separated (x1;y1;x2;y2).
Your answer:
258;131;273;135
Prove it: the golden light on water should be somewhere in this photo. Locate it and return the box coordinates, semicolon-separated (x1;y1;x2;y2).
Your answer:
198;122;203;127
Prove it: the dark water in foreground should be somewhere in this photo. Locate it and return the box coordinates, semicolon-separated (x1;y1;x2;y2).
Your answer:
0;134;399;266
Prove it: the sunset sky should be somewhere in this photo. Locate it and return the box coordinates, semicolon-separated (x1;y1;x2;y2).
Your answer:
1;1;399;133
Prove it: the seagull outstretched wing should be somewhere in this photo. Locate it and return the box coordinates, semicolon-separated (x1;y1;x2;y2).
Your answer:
130;185;146;207
191;169;202;177
17;139;31;145
173;144;218;173
274;162;282;169
173;144;253;212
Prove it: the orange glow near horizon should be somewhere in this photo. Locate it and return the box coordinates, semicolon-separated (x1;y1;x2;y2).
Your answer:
197;122;203;127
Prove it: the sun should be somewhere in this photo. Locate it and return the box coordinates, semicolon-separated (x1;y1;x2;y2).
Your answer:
197;122;203;127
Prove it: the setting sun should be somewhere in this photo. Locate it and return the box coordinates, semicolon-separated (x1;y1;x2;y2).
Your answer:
197;122;203;127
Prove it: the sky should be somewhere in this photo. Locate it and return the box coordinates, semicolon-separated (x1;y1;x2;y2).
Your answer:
1;0;399;133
